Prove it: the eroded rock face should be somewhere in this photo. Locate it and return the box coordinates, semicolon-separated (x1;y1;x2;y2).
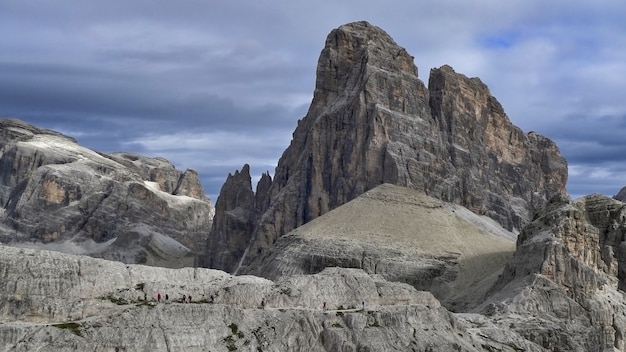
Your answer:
0;118;214;267
615;186;626;202
207;21;567;273
482;194;626;351
205;164;255;271
0;245;545;351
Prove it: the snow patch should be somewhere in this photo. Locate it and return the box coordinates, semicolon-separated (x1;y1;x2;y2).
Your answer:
142;180;199;207
18;134;117;166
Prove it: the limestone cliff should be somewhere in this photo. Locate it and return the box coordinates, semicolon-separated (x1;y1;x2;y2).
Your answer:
0;244;546;351
207;21;567;273
205;164;255;271
481;194;626;351
0;118;214;267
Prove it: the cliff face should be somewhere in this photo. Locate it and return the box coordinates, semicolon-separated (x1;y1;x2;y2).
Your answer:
481;194;626;351
0;244;546;351
207;21;567;273
0;118;214;267
204;164;255;271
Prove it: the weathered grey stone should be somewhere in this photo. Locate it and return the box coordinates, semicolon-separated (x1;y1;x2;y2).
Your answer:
482;194;626;351
0;118;214;268
615;186;626;202
206;21;567;274
0;244;544;351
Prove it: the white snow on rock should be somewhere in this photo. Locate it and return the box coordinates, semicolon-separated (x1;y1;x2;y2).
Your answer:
142;180;201;207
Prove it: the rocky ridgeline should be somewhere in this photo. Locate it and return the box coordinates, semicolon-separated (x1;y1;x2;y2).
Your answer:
478;194;626;351
0;118;214;267
0;244;548;351
207;21;568;274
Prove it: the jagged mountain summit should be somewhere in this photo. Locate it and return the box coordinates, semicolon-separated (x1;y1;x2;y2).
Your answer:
615;186;626;202
0;118;214;267
206;21;568;274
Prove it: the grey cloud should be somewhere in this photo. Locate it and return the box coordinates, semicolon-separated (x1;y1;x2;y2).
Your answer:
2;0;626;200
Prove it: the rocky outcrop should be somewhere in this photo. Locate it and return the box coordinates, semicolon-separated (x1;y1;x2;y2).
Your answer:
0;118;214;267
207;21;567;273
0;244;547;351
480;194;626;351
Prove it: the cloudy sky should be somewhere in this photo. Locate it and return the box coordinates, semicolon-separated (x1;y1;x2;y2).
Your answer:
1;1;624;201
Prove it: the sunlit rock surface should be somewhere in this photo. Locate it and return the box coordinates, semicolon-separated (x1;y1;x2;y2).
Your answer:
0;118;214;267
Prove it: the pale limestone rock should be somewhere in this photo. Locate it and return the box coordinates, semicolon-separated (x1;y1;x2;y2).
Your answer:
0;118;214;268
0;244;545;351
482;194;626;351
248;184;516;312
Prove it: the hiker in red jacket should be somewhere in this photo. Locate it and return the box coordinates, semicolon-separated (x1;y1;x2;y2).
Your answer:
157;293;161;303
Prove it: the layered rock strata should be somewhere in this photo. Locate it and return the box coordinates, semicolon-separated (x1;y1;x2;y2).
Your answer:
480;194;626;351
0;244;545;351
0;118;214;267
207;21;567;273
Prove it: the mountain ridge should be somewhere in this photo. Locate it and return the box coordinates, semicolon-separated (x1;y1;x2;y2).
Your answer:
0;117;214;267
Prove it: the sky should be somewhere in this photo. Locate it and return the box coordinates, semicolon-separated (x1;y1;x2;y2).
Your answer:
1;1;625;202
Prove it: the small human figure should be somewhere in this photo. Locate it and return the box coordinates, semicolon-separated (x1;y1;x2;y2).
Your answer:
261;299;265;309
210;294;214;303
188;294;192;303
182;294;186;303
361;300;365;310
157;293;161;303
323;302;326;310
165;294;169;302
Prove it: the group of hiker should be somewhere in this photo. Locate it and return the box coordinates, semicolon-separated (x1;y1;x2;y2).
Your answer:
154;292;365;311
156;292;212;304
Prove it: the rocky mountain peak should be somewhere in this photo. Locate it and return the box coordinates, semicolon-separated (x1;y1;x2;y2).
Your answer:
314;21;416;100
206;21;568;274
